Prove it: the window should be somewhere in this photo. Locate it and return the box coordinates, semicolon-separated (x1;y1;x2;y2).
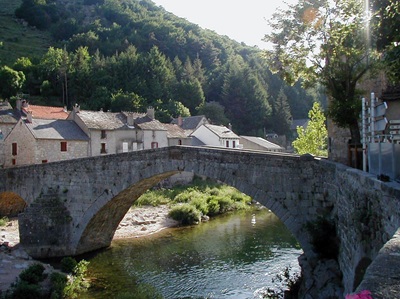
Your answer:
178;139;182;145
101;130;107;139
151;142;158;149
12;143;17;156
226;140;229;148
233;141;236;148
61;141;67;152
122;142;128;153
12;159;16;165
101;143;107;154
42;160;48;163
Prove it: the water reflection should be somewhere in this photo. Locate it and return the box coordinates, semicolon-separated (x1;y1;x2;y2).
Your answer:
83;209;302;299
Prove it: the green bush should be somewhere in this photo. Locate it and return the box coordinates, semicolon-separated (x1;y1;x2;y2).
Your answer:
49;272;68;299
7;280;42;299
63;260;90;299
189;196;209;215
135;189;172;206
168;204;201;225
0;216;9;226
206;198;221;216
61;257;78;274
18;263;46;284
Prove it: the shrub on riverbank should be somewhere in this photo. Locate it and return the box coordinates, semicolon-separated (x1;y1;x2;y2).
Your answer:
0;216;9;226
134;177;252;225
2;258;90;299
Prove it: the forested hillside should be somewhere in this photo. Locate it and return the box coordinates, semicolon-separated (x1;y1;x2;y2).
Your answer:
0;0;318;137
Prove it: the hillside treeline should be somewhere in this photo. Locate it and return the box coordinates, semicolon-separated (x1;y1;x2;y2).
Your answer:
2;0;317;136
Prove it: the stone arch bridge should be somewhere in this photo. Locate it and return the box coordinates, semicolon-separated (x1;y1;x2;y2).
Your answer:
0;146;399;297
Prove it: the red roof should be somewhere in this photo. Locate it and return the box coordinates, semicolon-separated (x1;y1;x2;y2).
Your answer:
23;105;69;120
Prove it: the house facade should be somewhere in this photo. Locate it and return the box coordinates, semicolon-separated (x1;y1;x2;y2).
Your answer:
68;107;167;156
162;123;192;146
190;124;241;148
3;118;89;167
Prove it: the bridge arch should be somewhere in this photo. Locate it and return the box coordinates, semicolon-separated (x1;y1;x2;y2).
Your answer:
0;146;329;258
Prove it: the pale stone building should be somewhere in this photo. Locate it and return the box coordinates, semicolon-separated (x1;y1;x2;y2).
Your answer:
190;124;241;148
3;118;89;167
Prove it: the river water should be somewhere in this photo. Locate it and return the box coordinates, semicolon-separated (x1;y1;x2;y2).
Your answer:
81;208;302;299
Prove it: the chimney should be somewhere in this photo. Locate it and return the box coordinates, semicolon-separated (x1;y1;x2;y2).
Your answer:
147;107;155;120
127;113;134;126
63;106;67;112
228;123;232;131
16;99;22;110
178;116;183;127
73;104;80;113
26;110;33;123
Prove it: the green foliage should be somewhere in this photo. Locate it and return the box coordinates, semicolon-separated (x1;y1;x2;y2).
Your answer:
0;216;9;226
197;101;229;126
60;257;78;274
292;102;328;157
0;66;25;99
63;260;90;298
134;189;173;206
0;0;317;134
264;0;376;143
18;263;46;284
6;280;42;299
49;272;68;299
305;217;339;260
169;203;202;225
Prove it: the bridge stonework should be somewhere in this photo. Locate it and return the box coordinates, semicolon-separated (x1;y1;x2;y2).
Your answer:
0;146;399;297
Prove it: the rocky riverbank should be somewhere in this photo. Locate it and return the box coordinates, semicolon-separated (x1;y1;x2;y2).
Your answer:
0;205;178;293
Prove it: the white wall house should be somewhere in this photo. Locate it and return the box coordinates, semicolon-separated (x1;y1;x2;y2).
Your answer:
68;107;167;156
190;124;240;148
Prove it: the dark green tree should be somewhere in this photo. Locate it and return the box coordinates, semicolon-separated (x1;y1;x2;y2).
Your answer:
0;66;26;99
270;88;292;136
197;101;229;126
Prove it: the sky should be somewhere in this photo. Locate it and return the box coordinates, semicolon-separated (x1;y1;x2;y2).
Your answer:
151;0;298;49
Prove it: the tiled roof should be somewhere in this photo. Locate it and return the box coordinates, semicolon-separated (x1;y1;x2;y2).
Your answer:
0;101;12;111
240;136;283;150
0;109;20;124
171;115;209;130
203;124;239;139
133;115;166;131
76;110;128;130
163;124;189;138
23;105;69;120
26;119;89;140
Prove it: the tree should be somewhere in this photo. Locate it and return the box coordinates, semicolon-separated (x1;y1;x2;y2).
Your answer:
373;0;400;84
0;66;26;99
292;102;327;157
264;0;375;144
270;88;292;136
197;101;229;126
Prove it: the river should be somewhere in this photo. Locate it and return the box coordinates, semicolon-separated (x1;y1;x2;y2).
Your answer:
81;208;302;299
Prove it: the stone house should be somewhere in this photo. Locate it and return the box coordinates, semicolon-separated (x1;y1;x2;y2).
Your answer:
3;116;89;167
240;136;284;152
171;115;209;136
190;124;241;148
163;123;192;146
68;107;167;156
